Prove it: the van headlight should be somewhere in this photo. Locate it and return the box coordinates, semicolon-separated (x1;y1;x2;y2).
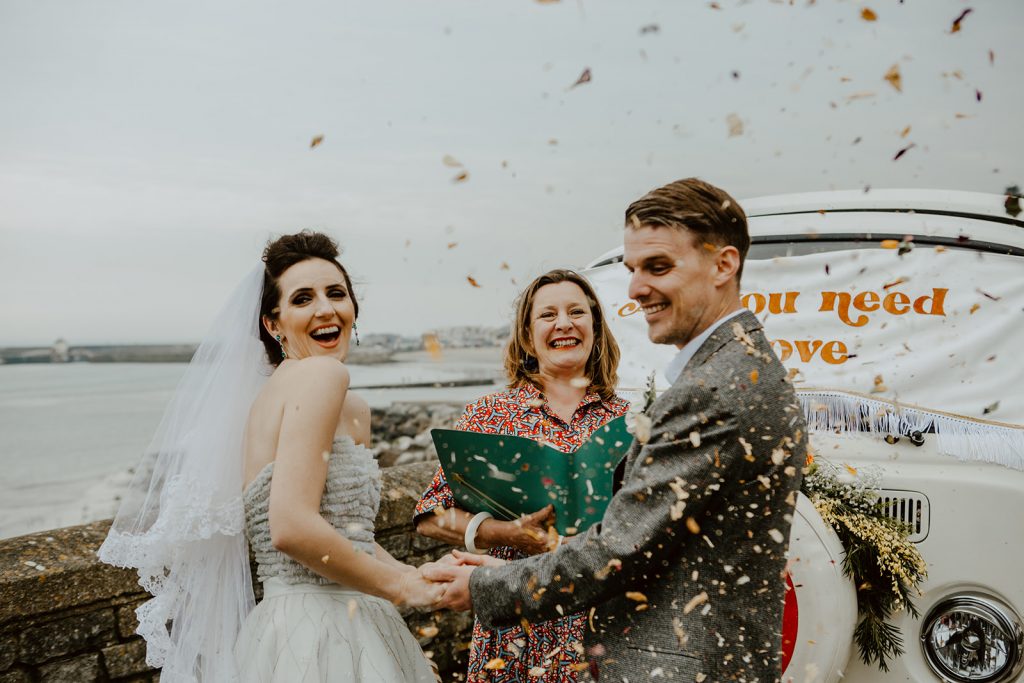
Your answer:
921;594;1023;682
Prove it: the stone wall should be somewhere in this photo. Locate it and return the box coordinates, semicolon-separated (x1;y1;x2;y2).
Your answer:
0;462;473;683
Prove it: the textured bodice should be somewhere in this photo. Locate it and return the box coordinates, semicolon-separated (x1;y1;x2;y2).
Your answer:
244;436;382;585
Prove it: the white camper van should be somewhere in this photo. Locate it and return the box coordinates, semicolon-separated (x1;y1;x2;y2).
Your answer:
582;190;1024;683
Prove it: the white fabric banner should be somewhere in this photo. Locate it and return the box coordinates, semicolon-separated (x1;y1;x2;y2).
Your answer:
585;247;1024;468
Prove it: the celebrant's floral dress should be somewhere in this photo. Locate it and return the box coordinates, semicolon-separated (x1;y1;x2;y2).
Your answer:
415;384;629;683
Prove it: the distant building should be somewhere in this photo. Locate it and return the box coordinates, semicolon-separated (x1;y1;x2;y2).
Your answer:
51;338;70;363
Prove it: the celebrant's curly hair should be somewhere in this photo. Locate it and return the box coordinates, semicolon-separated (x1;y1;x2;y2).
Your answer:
259;230;359;366
504;269;620;401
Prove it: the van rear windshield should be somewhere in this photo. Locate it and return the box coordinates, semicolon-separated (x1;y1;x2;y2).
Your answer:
748;233;1024;259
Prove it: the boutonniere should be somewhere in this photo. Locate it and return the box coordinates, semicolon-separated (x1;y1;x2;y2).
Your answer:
627;372;659;444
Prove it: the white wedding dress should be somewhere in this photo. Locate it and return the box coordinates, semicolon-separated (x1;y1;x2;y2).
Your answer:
234;435;437;683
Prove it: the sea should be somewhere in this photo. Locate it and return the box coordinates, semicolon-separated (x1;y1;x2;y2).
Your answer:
0;348;502;540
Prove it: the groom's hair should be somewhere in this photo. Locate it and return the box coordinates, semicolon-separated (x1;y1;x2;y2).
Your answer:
259;230;359;367
625;177;750;282
504;269;621;401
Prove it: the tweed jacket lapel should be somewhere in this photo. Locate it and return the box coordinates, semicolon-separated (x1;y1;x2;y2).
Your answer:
619;309;764;484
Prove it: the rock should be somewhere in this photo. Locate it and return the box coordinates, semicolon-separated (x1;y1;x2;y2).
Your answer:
19;611;116;665
0;634;15;671
38;653;100;682
101;639;152;678
0;669;30;683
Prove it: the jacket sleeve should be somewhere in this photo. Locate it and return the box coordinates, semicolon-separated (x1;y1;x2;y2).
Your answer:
470;373;795;627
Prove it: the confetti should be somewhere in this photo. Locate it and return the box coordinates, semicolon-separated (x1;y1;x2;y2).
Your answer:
321;554;330;563
452;171;469;183
976;288;1001;301
348;599;358;618
893;143;915;161
632;413;652;444
484;657;507;671
844;464;859;476
688;431;701;448
570;68;592;89
683;591;708;614
310;135;324;148
983;401;1000;415
442;154;463;167
750;370;759;384
423;333;443;361
883;64;902;92
418;625;439;639
686;517;701;534
500;261;510;270
1004;185;1022;217
466;276;482;288
639;24;660;34
969;303;981;314
900;125;911;138
950;8;973;33
768;529;785;544
860;8;877;21
726;113;744;137
625;591;648;602
447;242;458;249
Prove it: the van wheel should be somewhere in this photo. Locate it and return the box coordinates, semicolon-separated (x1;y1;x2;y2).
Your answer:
782;493;858;682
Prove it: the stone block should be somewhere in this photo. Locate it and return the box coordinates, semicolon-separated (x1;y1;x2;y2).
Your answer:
115;603;140;640
411;531;446;553
19;610;116;664
0;634;15;671
102;639;152;678
0;520;144;624
39;653;100;682
0;669;29;683
377;532;410;560
376;462;435;532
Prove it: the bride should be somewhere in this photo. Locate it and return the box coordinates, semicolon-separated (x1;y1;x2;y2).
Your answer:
99;231;441;682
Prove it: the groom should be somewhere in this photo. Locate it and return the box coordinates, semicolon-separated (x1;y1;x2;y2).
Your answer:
429;178;807;682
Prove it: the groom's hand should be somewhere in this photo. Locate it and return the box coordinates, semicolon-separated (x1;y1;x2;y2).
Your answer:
421;563;474;611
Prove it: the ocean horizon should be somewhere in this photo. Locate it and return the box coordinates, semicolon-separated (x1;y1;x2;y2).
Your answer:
0;348;503;540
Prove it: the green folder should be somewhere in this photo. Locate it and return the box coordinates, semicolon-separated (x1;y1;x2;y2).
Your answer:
430;416;633;536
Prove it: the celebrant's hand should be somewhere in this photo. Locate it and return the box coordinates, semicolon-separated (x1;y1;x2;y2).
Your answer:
451;549;507;569
395;568;446;610
497;504;555;555
421;563;474;612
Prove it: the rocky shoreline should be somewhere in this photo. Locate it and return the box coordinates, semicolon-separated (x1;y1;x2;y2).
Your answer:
371;401;467;468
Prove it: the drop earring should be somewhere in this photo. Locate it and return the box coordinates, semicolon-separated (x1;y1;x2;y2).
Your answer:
275;334;287;359
353;322;360;346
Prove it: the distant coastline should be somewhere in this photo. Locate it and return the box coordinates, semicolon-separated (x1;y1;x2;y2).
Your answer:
0;325;510;366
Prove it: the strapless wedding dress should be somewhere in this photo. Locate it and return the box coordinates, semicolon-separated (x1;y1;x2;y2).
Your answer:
234;436;436;682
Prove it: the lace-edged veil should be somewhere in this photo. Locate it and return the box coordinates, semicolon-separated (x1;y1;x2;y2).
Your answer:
98;265;271;682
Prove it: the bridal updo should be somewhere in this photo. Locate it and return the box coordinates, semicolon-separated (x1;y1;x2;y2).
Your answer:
259;230;359;366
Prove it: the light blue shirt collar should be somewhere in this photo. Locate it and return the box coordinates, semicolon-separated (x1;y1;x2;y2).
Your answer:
664;309;747;384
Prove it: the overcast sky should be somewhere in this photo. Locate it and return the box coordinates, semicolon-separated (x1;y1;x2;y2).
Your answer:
2;0;1020;346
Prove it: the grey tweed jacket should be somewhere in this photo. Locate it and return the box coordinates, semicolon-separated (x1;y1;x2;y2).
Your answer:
469;310;806;682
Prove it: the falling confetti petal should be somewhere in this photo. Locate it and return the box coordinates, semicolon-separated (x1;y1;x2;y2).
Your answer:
883;64;902;92
950;8;973;33
900;125;911;138
983;400;1000;415
1004;186;1022;217
423;333;443;361
860;8;877;21
442;155;463;167
310;135;324;148
639;24;660;34
466;276;482;288
447;242;458;249
570;68;592;89
893;143;915;161
484;658;507;671
726;113;744;137
418;625;439;639
452;171;469;183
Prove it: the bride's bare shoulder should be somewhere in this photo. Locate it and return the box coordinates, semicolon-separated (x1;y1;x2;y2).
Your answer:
272;357;350;394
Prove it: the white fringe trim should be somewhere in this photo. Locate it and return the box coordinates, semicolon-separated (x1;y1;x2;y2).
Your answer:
798;390;1024;472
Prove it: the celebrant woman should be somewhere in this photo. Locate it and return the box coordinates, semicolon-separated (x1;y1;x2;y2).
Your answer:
414;269;629;682
100;231;440;682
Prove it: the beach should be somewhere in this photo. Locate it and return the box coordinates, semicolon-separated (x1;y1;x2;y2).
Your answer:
0;347;503;540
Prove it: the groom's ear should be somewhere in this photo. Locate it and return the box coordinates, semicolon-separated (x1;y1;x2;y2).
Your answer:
712;246;741;288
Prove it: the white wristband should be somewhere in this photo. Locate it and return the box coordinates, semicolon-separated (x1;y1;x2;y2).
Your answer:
464;511;493;554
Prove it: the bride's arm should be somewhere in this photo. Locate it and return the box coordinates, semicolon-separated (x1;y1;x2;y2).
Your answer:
267;357;439;607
